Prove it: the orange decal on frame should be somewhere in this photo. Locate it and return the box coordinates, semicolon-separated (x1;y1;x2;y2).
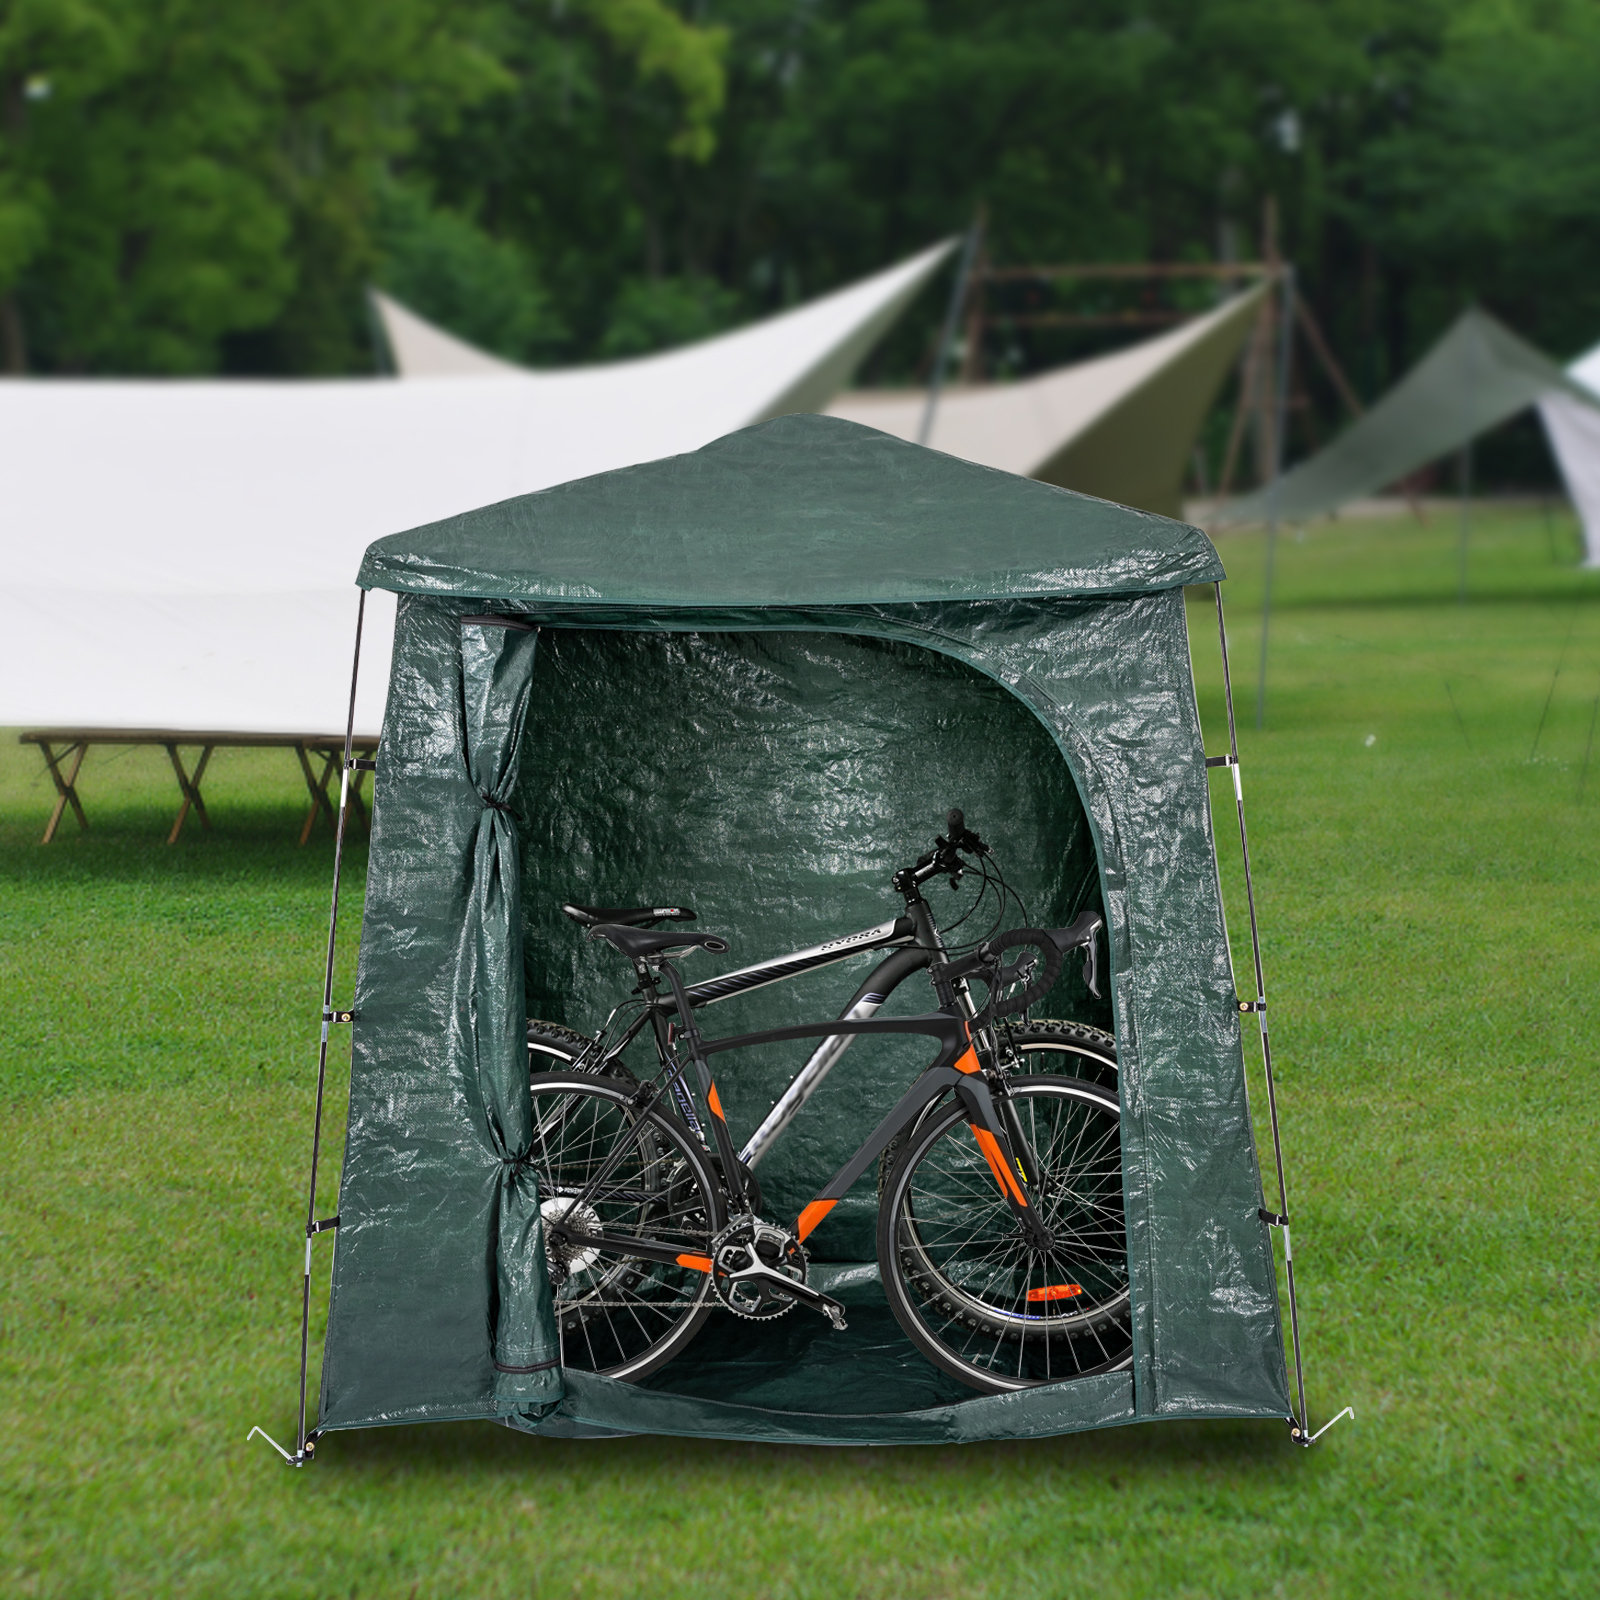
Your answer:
676;1253;713;1272
796;1199;837;1242
970;1124;1029;1207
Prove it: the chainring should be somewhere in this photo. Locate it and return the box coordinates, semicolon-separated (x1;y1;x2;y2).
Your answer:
709;1217;808;1320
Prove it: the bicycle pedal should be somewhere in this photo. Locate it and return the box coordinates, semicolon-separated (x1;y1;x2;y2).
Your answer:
762;1271;847;1330
791;1284;847;1330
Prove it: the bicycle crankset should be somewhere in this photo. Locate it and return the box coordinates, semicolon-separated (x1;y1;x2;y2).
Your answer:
709;1218;848;1329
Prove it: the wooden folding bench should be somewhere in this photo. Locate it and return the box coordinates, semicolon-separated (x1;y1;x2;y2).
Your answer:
19;728;379;845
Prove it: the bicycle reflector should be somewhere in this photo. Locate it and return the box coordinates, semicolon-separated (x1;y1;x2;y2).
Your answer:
1025;1283;1083;1302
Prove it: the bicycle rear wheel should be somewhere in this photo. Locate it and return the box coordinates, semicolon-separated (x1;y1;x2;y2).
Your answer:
996;1020;1117;1085
529;1072;724;1382
878;1075;1131;1393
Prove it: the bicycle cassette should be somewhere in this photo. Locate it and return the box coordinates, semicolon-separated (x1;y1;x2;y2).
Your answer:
709;1217;808;1320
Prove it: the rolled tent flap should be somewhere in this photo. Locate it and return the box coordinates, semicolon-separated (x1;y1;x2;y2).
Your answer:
456;616;562;1400
320;607;561;1431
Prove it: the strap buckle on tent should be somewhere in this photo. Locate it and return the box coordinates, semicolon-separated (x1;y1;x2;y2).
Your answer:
322;1008;354;1024
1259;1208;1289;1227
346;757;376;773
308;1215;340;1237
1205;754;1238;768
1238;999;1265;1014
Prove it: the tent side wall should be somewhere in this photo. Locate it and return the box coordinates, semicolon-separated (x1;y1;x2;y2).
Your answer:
866;592;1289;1419
319;599;563;1433
319;586;1289;1442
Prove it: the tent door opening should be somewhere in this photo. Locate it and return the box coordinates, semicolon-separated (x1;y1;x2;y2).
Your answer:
514;627;1115;1417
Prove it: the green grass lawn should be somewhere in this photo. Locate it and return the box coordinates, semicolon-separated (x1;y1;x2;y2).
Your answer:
2;504;1598;1597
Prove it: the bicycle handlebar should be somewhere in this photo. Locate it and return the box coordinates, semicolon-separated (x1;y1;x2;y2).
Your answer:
900;806;991;890
936;911;1104;1024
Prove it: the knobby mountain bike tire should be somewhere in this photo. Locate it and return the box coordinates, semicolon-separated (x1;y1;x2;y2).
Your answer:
878;1074;1132;1394
529;1071;725;1382
528;1019;607;1075
998;1019;1117;1084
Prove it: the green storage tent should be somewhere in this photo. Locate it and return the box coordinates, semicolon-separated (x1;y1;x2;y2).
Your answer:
300;412;1300;1451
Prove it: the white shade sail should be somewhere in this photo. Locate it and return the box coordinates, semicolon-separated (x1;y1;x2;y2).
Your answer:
0;241;954;736
826;284;1267;518
1540;338;1600;567
373;240;954;419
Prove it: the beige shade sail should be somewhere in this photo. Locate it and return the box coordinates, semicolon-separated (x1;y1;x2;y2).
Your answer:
825;283;1267;518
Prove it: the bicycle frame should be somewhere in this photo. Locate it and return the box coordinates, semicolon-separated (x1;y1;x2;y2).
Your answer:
566;898;996;1169
545;1000;1051;1279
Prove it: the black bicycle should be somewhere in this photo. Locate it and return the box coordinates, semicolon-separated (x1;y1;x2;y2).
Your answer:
524;811;1132;1394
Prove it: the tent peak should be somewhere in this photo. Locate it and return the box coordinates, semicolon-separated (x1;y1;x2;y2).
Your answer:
358;412;1223;607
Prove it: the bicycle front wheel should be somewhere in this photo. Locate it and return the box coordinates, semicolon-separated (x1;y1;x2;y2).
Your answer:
878;1075;1132;1393
529;1072;724;1382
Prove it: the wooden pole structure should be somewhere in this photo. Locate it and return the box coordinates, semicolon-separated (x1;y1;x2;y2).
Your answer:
1255;207;1295;731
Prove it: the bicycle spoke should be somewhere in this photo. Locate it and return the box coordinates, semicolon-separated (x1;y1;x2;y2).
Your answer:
532;1076;716;1380
886;1077;1132;1390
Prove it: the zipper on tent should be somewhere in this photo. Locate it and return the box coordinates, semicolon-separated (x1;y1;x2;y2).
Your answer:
249;588;368;1469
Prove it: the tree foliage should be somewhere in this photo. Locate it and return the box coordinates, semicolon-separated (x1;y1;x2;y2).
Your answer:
2;0;1597;456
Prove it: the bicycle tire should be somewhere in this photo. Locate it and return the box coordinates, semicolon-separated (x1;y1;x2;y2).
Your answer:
998;1019;1117;1084
878;1074;1132;1394
529;1071;724;1382
528;1018;614;1077
877;1022;1117;1200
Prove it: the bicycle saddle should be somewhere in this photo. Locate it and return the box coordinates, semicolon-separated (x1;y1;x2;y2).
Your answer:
560;901;696;929
586;923;730;960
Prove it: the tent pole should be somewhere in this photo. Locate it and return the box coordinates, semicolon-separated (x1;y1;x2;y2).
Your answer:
918;213;984;446
295;588;368;1464
1457;442;1472;604
1255;264;1295;729
1215;581;1311;1443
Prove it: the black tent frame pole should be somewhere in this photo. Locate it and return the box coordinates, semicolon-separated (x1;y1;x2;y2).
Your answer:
294;587;367;1464
1215;582;1310;1444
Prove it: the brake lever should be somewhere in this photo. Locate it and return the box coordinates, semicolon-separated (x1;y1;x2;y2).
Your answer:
1083;930;1101;999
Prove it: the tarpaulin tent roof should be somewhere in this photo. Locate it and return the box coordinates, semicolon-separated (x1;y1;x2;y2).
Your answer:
825;284;1267;519
315;412;1294;1448
1217;306;1600;541
0;242;951;736
357;410;1225;604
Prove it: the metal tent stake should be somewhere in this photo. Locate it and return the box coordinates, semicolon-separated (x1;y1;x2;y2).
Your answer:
1213;582;1336;1447
250;588;368;1468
